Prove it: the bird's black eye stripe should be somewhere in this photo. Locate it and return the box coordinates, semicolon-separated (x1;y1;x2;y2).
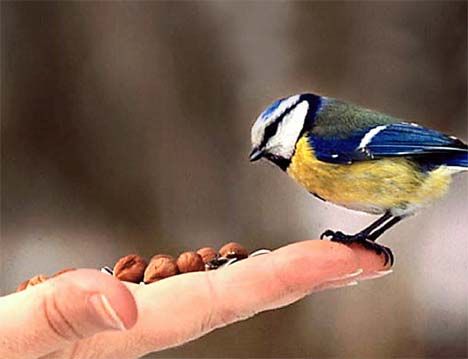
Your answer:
260;120;280;149
259;104;298;149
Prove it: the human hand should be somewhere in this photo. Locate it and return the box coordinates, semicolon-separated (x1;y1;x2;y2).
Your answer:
0;240;392;359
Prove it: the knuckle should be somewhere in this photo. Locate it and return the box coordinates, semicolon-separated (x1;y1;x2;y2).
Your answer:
269;253;302;294
200;271;245;331
42;289;84;342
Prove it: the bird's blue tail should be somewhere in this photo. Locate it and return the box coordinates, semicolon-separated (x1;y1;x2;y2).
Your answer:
418;150;468;172
444;151;468;170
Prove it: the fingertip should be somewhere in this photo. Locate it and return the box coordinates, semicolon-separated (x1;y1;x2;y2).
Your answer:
344;242;392;273
270;240;361;287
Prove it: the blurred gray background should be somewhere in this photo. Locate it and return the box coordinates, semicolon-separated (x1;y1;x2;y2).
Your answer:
1;1;467;358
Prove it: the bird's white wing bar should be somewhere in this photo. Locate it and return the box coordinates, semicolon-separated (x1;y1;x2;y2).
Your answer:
357;125;389;150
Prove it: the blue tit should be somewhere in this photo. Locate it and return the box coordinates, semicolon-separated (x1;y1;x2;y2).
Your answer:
249;93;468;264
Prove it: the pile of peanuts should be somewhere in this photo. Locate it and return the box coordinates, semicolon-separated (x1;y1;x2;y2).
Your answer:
111;242;249;284
16;242;261;291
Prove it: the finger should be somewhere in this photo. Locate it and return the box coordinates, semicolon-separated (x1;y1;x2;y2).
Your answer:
315;241;393;290
343;242;393;280
74;240;368;358
0;269;138;359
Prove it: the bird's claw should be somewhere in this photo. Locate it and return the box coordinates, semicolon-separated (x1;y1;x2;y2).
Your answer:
320;229;394;266
360;240;394;266
320;229;336;240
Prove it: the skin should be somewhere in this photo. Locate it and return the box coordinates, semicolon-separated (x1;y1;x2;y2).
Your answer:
0;240;391;359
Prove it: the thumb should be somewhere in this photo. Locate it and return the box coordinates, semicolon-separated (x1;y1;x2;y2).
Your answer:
0;269;137;359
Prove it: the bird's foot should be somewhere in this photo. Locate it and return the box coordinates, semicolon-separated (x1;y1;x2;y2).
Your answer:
320;229;394;266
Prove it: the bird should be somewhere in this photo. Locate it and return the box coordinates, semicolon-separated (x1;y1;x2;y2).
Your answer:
249;93;468;264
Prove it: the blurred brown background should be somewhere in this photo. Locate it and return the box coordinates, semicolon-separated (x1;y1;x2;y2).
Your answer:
1;1;467;358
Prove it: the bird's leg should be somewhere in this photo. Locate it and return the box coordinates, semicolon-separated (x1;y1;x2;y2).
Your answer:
320;212;396;265
320;212;392;242
367;216;403;242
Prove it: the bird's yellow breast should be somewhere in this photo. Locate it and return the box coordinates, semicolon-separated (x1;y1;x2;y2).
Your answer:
287;136;452;214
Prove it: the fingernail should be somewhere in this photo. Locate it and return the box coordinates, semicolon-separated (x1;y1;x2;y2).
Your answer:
360;269;393;281
327;280;358;289
343;268;364;278
327;268;363;282
313;279;359;293
88;294;127;331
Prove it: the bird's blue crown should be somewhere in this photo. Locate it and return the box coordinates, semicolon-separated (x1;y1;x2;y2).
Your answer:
260;99;283;122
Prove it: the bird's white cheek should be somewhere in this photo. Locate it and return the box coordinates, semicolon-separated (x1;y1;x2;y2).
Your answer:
268;101;309;159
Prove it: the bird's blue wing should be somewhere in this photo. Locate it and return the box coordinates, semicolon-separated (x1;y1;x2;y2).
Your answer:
309;123;468;166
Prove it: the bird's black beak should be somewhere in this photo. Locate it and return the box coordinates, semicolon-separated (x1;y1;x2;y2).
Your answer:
249;148;264;162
